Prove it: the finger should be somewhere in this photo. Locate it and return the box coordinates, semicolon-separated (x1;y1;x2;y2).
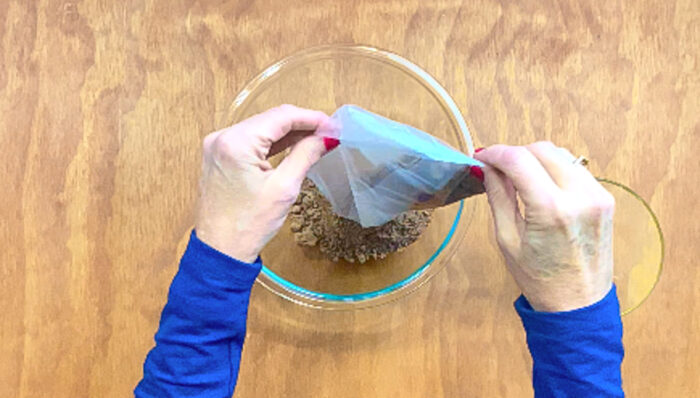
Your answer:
556;147;577;163
558;148;605;191
525;141;582;188
482;165;524;254
269;130;339;158
474;145;560;207
272;135;330;189
269;130;313;158
243;104;329;144
527;142;602;193
555;148;611;198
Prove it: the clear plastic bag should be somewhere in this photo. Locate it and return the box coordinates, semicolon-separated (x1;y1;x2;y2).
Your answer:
308;105;485;227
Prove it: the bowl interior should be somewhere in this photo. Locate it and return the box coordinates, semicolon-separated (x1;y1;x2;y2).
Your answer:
227;46;473;308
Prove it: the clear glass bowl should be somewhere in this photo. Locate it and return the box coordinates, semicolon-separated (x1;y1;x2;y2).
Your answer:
599;179;664;315
226;45;476;309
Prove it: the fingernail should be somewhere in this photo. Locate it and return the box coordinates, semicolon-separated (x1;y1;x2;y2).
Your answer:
323;137;340;151
470;165;484;182
475;147;485;153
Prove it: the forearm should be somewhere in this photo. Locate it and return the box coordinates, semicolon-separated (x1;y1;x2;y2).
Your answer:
135;231;261;397
516;286;624;397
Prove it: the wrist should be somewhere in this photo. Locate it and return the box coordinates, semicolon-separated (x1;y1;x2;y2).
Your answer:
523;282;612;313
194;226;261;264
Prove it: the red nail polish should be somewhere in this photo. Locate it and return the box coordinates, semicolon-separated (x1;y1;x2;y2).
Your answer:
323;137;340;151
470;165;484;182
475;147;485;153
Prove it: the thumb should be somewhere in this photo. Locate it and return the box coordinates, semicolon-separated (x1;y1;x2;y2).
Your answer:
481;164;524;254
273;135;336;188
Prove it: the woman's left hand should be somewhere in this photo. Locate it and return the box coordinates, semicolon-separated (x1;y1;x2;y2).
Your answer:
195;105;338;263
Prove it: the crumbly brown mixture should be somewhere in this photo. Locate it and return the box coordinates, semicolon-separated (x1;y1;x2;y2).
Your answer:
289;179;432;263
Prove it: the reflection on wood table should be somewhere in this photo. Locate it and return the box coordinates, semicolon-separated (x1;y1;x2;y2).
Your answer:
1;0;698;397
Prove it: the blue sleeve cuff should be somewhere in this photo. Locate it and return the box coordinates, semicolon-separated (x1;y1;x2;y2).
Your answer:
515;285;622;334
185;230;262;288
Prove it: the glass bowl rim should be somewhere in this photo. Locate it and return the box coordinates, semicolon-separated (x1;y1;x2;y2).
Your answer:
228;44;475;310
597;178;665;316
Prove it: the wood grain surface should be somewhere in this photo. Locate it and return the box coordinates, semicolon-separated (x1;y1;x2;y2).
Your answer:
1;0;698;397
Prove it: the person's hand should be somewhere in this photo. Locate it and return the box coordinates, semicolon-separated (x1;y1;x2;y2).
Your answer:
474;142;615;312
195;105;338;263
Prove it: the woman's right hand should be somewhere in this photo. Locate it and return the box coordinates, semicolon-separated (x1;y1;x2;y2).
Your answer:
474;142;615;312
195;105;336;263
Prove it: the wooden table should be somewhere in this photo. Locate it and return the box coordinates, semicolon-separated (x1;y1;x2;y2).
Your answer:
2;0;698;396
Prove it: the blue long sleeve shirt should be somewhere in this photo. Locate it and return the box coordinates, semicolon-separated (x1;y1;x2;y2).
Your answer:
135;231;624;397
